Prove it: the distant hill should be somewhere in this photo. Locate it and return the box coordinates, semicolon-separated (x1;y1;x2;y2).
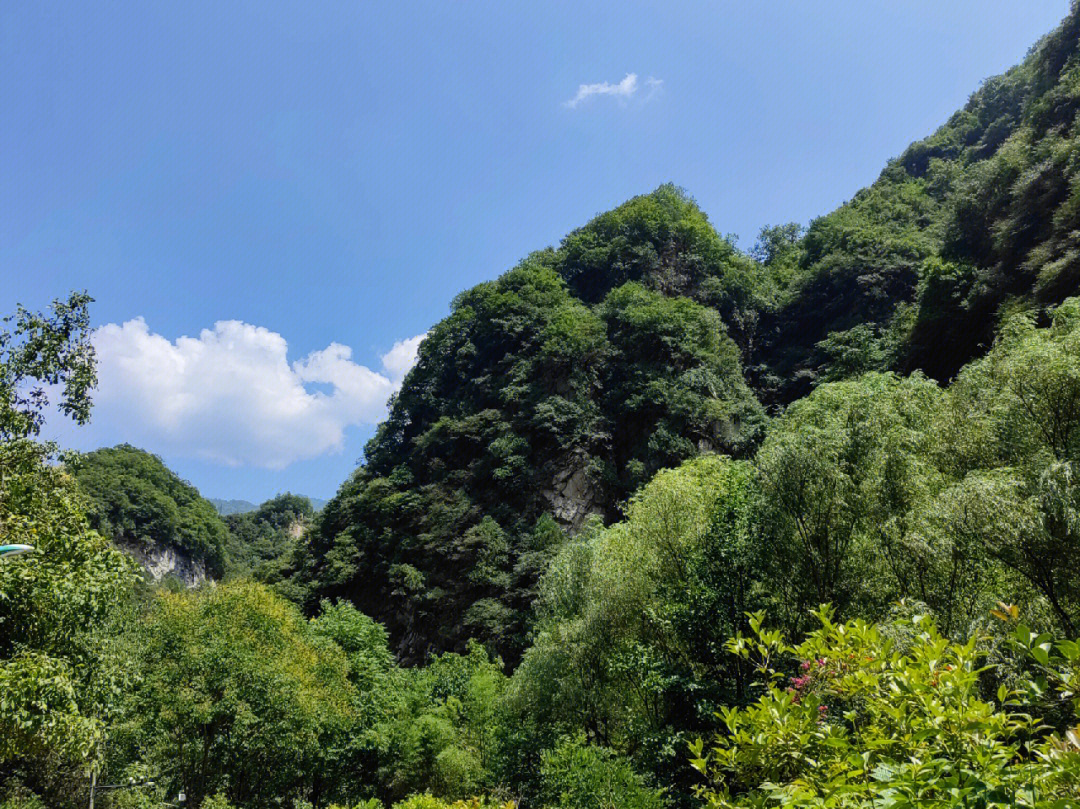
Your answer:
209;498;258;516
75;445;229;582
210;496;326;516
75;452;325;585
223;493;316;586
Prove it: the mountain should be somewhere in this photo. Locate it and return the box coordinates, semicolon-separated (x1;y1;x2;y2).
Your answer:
11;9;1080;809
223;493;316;586
211;496;326;516
77;450;322;587
757;7;1080;403
291;4;1080;667
209;498;258;516
291;185;769;663
75;444;229;583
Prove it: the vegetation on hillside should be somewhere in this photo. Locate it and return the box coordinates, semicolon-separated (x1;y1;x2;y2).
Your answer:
293;227;764;663
75;446;319;584
223;492;314;584
15;289;1080;808
75;445;230;575
288;4;1080;667
759;7;1080;401
6;7;1080;808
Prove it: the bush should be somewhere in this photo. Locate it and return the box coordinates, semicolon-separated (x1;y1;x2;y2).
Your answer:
693;606;1080;806
539;736;666;809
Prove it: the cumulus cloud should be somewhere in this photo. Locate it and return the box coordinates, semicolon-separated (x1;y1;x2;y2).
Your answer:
379;333;426;382
91;318;426;469
564;73;662;108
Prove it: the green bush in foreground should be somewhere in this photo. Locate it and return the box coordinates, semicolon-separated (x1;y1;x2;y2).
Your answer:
539;736;666;809
692;606;1080;807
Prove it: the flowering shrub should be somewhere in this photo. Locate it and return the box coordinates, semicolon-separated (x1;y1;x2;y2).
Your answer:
691;606;1080;807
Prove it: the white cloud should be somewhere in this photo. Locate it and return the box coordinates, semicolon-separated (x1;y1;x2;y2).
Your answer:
564;73;662;108
90;318;426;469
379;333;426;382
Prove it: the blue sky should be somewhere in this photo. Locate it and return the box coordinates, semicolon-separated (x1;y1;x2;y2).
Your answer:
2;0;1069;503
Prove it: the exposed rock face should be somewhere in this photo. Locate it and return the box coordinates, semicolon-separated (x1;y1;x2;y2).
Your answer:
118;541;208;587
543;458;603;533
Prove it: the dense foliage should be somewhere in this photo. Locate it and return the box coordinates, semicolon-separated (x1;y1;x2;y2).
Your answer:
223;492;314;583
114;582;359;808
0;294;138;806
75;445;230;575
293;189;766;664
292;3;1080;664
8;8;1080;808
758;7;1080;402
693;607;1080;806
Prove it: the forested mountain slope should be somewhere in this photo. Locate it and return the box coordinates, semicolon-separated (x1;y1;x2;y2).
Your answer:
293;187;768;663
76;444;229;580
294;5;1080;665
9;9;1080;809
224;492;315;584
759;6;1080;402
76;446;312;586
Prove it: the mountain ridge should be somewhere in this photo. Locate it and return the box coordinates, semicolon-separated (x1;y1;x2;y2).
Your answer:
287;3;1080;664
210;495;327;516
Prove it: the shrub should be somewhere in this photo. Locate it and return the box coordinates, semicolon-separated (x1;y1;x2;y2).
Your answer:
692;606;1080;807
539;736;666;809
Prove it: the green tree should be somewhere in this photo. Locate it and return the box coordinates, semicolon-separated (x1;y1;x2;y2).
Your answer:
0;440;137;791
599;284;763;495
120;582;358;809
507;456;764;803
814;324;889;382
945;300;1080;634
755;373;945;620
0;292;96;441
538;736;664;809
379;643;507;802
0;294;137;806
309;599;403;802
